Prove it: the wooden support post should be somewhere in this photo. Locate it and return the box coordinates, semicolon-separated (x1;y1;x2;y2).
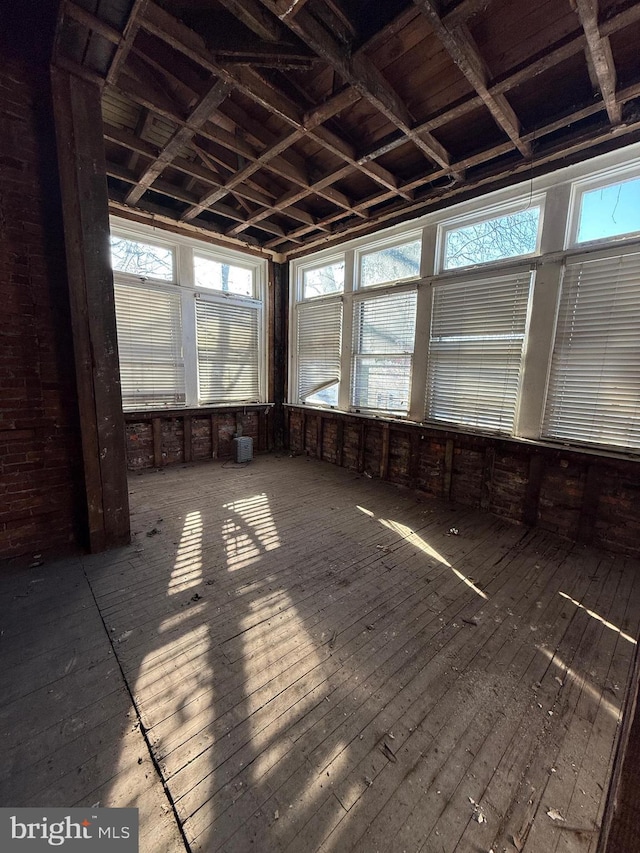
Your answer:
336;418;344;468
357;422;367;473
152;418;163;468
480;446;495;511
183;415;192;463
380;423;390;480
524;454;545;527
408;431;421;490
52;66;130;552
211;414;219;459
316;414;323;460
443;438;454;500
577;463;601;544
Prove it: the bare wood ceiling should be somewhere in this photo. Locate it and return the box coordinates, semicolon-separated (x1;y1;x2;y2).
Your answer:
54;0;640;258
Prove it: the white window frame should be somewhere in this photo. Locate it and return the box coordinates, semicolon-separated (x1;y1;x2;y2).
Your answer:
354;231;423;290
436;195;545;274
566;162;640;249
350;282;418;417
110;217;268;412
288;142;640;456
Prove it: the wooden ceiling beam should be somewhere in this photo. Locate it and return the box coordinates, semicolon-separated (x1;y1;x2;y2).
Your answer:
258;0;456;172
216;0;282;43
412;0;531;157
107;161;290;238
572;0;621;124
125;79;231;205
269;97;640;254
107;0;148;84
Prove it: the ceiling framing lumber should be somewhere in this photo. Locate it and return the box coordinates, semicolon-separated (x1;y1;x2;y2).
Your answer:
411;0;531;157
54;0;640;257
124;79;231;205
253;0;456;172
572;0;621;124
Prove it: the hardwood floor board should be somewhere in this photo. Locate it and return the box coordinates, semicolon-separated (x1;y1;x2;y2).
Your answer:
472;551;621;852
4;456;637;853
321;540;582;851
214;528;564;848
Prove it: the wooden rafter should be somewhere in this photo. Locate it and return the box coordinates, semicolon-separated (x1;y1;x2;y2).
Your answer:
572;0;621;124
412;0;531;157
106;0;148;84
124;79;230;205
252;0;456;172
57;0;640;254
267;97;640;254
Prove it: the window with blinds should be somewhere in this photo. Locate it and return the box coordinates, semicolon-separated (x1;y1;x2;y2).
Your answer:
426;271;532;431
114;281;185;410
196;298;260;404
543;252;640;450
352;290;417;415
296;300;342;406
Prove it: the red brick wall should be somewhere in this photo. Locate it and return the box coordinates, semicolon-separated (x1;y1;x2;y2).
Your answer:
0;53;85;562
124;408;270;470
287;408;640;558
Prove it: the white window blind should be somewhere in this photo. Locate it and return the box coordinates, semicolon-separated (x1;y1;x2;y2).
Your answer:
296;300;342;405
352;290;417;415
114;281;185;410
543;252;640;450
196;299;260;404
426;271;531;431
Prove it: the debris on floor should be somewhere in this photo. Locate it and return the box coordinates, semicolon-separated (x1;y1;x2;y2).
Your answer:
547;808;566;822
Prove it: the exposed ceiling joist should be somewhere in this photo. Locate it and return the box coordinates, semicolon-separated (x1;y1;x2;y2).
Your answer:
572;0;621;124
412;0;531;157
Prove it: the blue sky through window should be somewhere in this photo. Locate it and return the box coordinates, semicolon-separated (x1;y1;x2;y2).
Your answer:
578;177;640;242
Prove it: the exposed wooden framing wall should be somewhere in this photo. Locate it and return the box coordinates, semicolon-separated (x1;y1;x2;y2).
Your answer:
124;406;272;469
51;66;130;553
286;406;640;559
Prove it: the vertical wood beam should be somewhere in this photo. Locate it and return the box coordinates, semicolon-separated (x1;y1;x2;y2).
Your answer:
380;423;390;480
357;422;366;473
183;415;192;463
211;414;219;458
480;446;495;511
443;438;454;500
316;414;323;460
52;67;130;552
152;418;163;468
336;418;344;468
524;455;545;527
577;463;601;544
408;431;420;490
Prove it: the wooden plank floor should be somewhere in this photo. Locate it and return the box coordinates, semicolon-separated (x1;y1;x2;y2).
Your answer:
2;455;639;853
